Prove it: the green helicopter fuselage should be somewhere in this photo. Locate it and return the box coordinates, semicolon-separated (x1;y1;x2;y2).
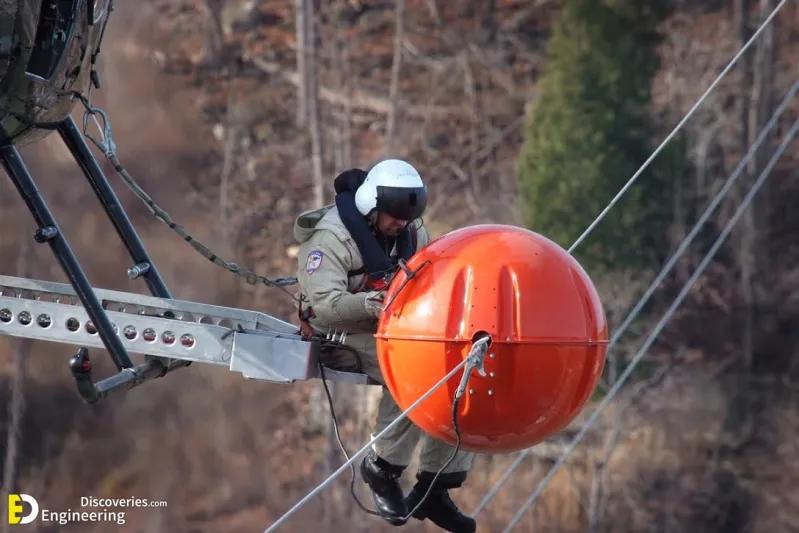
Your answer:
0;0;109;145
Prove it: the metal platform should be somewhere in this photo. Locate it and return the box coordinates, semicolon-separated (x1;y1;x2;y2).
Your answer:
0;274;373;385
1;116;376;404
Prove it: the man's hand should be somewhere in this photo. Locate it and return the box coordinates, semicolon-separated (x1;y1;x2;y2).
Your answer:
364;290;386;318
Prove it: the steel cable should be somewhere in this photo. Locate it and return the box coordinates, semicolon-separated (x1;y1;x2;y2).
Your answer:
502;114;799;532
472;75;799;517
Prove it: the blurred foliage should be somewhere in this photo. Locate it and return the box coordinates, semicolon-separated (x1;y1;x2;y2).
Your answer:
516;0;683;271
4;2;799;531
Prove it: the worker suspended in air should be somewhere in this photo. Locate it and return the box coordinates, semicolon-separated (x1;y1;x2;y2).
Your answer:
0;3;615;531
294;160;477;532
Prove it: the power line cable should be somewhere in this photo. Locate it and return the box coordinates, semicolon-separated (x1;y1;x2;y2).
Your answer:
502;113;799;533
264;356;472;531
472;74;799;517
318;360;465;522
263;2;789;527
567;0;787;254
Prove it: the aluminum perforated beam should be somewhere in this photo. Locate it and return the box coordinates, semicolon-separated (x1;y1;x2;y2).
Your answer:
0;275;371;385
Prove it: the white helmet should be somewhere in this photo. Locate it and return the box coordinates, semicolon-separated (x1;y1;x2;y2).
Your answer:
354;159;428;220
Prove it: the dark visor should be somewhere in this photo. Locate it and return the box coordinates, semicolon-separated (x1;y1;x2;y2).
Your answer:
376;185;428;220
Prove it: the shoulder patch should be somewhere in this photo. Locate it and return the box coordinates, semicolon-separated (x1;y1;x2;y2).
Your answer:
305;250;324;274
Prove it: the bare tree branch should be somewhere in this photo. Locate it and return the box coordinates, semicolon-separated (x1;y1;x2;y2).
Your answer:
244;56;463;119
306;0;325;207
1;241;31;533
386;0;405;153
295;0;308;127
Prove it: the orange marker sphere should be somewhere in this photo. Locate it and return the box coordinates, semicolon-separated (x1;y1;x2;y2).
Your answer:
376;225;608;453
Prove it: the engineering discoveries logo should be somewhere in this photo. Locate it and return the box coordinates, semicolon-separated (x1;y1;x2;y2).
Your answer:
7;494;38;525
7;493;165;526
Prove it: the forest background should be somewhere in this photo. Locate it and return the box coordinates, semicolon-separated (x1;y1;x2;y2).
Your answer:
2;1;799;531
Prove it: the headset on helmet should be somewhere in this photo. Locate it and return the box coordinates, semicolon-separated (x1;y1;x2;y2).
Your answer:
354;159;428;220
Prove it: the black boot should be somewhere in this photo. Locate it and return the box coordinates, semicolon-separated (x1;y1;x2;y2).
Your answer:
406;471;476;533
360;452;408;526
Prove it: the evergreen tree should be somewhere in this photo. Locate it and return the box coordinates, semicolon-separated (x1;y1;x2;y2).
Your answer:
517;0;678;269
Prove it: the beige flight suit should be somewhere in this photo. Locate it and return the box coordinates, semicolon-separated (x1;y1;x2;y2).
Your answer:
294;205;474;474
